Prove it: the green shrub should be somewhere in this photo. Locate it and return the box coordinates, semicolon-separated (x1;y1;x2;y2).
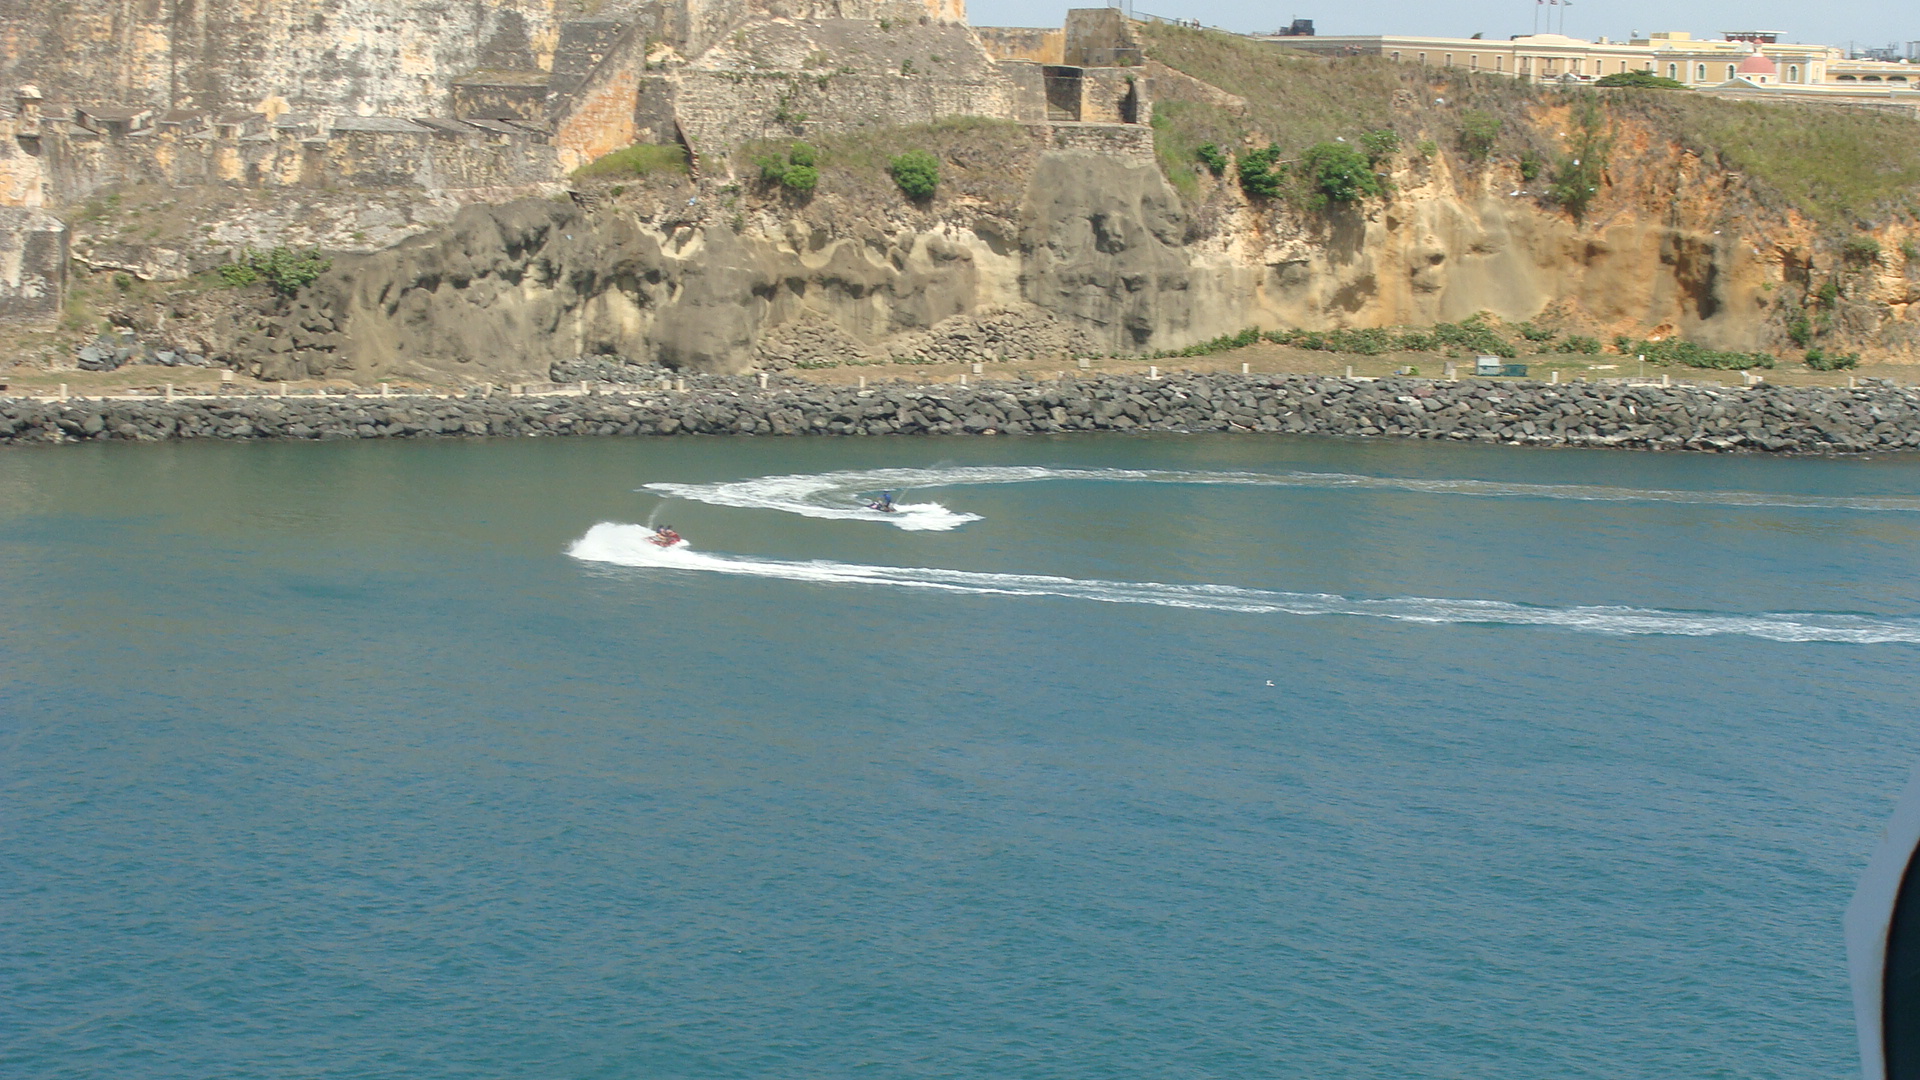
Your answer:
1195;143;1230;177
1237;145;1286;199
570;143;688;179
1398;313;1516;357
1805;348;1861;371
217;246;331;296
1301;141;1383;206
1518;151;1543;181
1158;326;1262;358
1815;278;1841;307
1265;326;1396;355
1266;314;1514;357
1459;111;1502;161
888;149;940;199
1548;97;1612;219
1556;334;1602;354
1902;239;1919;263
1514;321;1557;343
1625;337;1775;370
1415;138;1438;159
1842;235;1882;264
759;144;821;192
1595;70;1688;89
1359;129;1400;164
1785;312;1813;347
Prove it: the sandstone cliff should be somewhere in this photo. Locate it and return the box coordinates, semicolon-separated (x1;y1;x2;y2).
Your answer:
223;99;1919;383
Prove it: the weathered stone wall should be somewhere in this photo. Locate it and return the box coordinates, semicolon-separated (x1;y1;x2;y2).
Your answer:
0;0;568;117
671;70;1031;159
1062;8;1139;67
0;207;66;325
553;32;650;173
1042;122;1155;164
975;27;1064;64
18;113;558;210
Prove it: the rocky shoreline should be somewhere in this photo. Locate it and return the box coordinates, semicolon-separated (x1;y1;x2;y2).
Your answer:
4;373;1919;453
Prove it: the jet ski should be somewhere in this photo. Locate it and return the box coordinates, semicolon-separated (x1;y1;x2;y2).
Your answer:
648;526;683;547
866;491;899;513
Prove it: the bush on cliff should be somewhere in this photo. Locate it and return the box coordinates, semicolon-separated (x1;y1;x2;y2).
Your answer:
888;150;940;200
1842;236;1883;265
1195;143;1230;177
1458;111;1502;162
1359;129;1400;164
1547;96;1612;219
1595;71;1688;90
218;247;331;297
757;143;820;192
1236;146;1286;199
1300;142;1384;208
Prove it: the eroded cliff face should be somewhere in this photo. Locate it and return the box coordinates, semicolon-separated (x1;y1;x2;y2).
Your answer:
239;132;1918;383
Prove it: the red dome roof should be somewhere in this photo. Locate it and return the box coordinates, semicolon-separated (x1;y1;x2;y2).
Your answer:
1737;52;1778;75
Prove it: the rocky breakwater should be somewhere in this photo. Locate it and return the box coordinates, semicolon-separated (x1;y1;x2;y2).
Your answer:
4;375;1920;453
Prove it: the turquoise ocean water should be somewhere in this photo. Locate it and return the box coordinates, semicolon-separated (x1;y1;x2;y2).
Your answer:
4;433;1919;1078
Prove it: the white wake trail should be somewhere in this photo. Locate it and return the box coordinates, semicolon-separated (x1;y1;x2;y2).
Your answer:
568;524;1920;644
644;466;1920;528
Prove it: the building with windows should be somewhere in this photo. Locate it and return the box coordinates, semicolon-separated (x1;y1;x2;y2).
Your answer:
1264;28;1916;92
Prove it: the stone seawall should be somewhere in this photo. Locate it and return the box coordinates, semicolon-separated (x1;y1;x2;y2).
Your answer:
5;375;1919;453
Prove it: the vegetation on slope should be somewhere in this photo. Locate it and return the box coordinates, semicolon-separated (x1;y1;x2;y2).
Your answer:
1137;22;1920;225
571;143;689;180
1650;98;1920;224
734;117;1027;211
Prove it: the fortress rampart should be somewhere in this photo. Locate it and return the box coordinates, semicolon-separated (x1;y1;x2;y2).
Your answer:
0;2;1157;325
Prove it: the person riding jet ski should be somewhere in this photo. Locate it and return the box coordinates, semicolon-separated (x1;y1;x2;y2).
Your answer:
649;525;682;547
866;492;897;513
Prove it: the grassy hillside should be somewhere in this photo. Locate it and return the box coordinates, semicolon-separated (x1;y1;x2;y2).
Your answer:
1137;23;1920;225
1651;97;1920;224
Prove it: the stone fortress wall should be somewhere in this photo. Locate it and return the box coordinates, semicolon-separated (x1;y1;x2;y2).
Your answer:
0;0;1153;206
0;0;1159;322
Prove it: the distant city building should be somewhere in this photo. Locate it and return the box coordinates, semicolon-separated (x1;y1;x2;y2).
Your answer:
1261;28;1919;113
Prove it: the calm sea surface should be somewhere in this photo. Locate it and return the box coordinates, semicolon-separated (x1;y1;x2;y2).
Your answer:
4;433;1920;1078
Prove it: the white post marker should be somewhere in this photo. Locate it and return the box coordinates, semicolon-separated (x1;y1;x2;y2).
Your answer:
278;382;287;397
580;380;589;395
959;373;967;386
165;384;173;401
858;375;866;389
1662;373;1670;387
1345;365;1353;379
675;377;685;392
971;363;983;375
758;372;768;389
59;383;67;399
1550;369;1559;384
1241;362;1250;374
381;383;390;397
1149;365;1158;378
1078;358;1091;370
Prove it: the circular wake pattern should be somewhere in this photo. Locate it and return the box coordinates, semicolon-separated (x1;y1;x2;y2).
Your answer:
569;523;1920;645
645;465;1920;530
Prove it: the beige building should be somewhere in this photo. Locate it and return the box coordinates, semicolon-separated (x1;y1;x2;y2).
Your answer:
1267;29;1917;91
